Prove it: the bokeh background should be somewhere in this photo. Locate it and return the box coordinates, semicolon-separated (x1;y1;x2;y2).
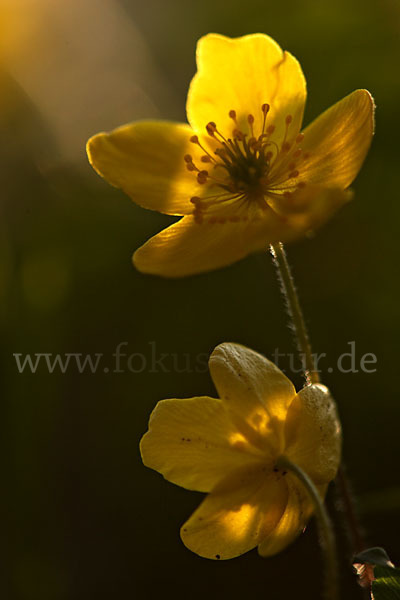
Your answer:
2;0;400;598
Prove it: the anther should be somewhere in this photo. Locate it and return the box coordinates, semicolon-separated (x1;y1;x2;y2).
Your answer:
197;170;208;184
229;109;237;120
266;125;275;135
186;163;196;171
184;154;193;163
288;170;299;178
206;122;217;136
261;103;270;115
201;155;212;162
247;114;255;137
293;148;302;159
296;133;304;144
285;115;293;125
190;135;199;144
282;142;291;152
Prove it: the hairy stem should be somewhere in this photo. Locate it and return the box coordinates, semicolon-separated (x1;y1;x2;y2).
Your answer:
269;243;366;554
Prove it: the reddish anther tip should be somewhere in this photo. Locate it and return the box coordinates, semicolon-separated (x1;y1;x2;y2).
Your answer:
266;125;275;135
247;114;255;124
190;135;199;144
296;133;304;144
184;154;193;162
285;115;293;125
261;103;270;114
229;110;237;119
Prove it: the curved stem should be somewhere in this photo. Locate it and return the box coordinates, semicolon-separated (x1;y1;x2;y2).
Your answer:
269;242;366;556
276;456;339;600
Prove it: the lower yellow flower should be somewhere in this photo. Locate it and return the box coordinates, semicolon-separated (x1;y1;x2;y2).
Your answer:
87;33;374;277
140;343;341;559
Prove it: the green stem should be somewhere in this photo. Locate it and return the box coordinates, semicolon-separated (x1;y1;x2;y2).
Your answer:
276;456;339;600
269;242;366;552
270;242;320;385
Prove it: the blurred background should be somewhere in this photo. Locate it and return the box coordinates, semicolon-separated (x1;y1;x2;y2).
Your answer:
2;0;399;598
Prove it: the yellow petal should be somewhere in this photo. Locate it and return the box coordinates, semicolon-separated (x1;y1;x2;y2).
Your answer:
258;475;327;557
140;396;264;493
209;343;296;453
133;212;293;277
87;121;204;216
284;384;342;484
300;89;375;188
180;464;288;560
187;34;306;148
267;185;353;235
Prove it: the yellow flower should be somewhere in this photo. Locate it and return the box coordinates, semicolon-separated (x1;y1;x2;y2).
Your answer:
140;342;341;559
87;33;374;277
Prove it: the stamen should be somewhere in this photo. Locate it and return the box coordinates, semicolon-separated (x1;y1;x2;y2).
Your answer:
187;104;306;223
206;122;217;136
189;134;217;164
261;103;270;135
197;170;209;184
261;103;270;115
247;114;255;137
228;109;237;121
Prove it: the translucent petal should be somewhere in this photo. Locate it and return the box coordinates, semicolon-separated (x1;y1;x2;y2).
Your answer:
258;474;327;556
140;396;265;493
187;34;306;148
133;212;294;277
300;89;375;188
209;343;296;453
180;464;288;559
284;384;342;484
87;121;204;216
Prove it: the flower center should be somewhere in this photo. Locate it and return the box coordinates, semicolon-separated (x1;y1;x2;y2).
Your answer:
184;104;309;224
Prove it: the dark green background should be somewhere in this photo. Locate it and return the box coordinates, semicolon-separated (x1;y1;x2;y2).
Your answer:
2;0;400;598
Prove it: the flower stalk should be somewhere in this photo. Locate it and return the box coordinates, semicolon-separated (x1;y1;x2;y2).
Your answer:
270;242;320;385
270;242;366;583
276;455;338;600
